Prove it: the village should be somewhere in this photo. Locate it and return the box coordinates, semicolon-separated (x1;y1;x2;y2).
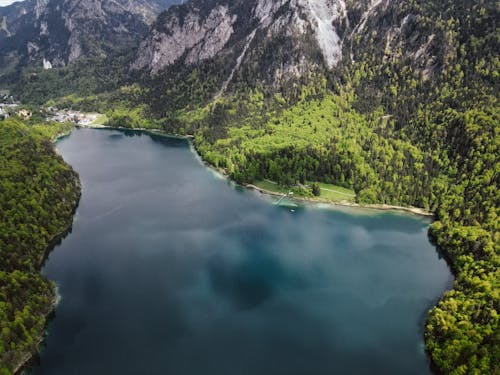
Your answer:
0;93;18;120
0;93;105;126
44;107;103;126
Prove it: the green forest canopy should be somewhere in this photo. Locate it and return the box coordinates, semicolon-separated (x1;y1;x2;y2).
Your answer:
0;119;80;374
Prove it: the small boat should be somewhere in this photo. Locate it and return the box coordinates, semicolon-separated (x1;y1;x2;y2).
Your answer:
275;198;299;209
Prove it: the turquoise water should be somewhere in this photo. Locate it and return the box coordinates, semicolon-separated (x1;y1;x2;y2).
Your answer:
31;128;453;375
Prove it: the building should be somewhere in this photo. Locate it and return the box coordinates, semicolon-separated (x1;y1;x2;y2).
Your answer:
0;106;10;120
18;109;32;119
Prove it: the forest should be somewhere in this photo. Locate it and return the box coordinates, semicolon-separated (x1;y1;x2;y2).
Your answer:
0;119;80;374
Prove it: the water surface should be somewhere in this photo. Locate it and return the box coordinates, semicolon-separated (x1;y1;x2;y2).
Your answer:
32;128;452;375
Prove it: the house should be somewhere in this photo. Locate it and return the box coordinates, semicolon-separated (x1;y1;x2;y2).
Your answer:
0;107;4;120
18;109;32;119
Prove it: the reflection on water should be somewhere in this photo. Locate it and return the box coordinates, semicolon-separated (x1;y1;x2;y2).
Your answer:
31;128;453;375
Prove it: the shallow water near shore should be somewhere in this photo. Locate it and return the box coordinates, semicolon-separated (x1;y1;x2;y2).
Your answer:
31;128;453;375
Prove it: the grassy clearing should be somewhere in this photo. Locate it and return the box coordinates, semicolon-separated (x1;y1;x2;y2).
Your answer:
314;182;356;202
253;179;356;203
91;113;108;126
253;180;293;195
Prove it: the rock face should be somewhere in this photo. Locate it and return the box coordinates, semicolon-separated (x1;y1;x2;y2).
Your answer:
0;1;33;42
0;0;445;93
133;4;237;75
133;0;443;90
133;0;351;76
0;0;179;71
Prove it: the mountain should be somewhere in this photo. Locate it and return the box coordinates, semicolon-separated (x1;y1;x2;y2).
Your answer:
0;1;30;41
132;0;444;92
0;0;178;76
133;0;345;76
132;0;353;95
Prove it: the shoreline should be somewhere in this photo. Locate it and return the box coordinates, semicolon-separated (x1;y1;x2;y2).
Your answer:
13;129;81;375
78;123;434;218
188;141;434;218
244;183;434;217
13;293;58;375
75;123;194;140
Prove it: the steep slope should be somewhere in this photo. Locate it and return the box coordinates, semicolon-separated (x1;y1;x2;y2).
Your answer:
132;0;351;89
0;0;179;78
0;0;182;102
0;1;32;42
0;119;81;375
132;0;446;95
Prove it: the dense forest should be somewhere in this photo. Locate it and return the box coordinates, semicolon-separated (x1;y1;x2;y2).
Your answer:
14;52;135;105
351;2;500;372
0;119;80;374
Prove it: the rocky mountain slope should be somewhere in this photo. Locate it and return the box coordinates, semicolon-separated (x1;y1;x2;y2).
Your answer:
133;0;351;84
0;0;178;74
132;0;443;93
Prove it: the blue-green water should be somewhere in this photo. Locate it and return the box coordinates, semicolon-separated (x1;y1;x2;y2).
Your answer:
32;128;452;375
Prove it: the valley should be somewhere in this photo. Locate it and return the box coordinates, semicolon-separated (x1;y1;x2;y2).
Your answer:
0;0;498;374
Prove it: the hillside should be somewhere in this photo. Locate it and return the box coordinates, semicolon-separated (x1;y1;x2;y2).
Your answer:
0;0;180;98
0;119;81;374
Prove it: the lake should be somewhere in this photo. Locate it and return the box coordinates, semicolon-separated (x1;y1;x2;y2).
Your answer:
31;128;453;375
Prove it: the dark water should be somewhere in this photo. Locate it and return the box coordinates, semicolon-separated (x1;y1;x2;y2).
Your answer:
31;128;453;375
